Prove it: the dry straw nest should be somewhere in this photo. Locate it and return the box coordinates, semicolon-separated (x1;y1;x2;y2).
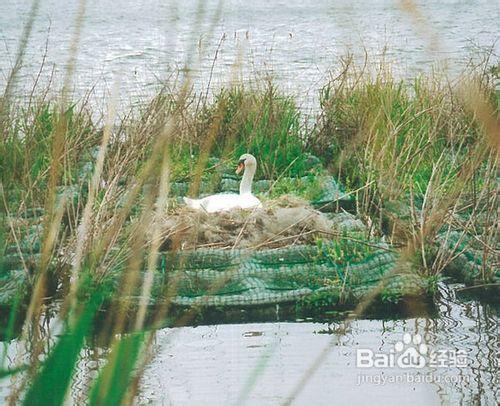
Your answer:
158;195;359;251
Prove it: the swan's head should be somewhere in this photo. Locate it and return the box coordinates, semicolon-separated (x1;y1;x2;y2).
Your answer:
235;153;257;175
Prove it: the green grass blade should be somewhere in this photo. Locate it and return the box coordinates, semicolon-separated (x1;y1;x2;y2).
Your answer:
89;332;145;406
22;292;102;406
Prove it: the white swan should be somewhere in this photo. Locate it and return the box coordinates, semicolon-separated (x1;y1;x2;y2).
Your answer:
183;154;262;213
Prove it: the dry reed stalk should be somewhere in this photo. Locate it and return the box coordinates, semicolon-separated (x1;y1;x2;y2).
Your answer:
66;82;118;311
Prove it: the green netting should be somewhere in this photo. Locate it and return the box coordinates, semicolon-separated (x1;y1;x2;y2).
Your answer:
152;246;425;307
0;269;28;307
310;177;353;211
437;231;499;285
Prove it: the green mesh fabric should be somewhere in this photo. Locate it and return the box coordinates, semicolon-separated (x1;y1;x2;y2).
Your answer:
310;177;353;211
154;246;425;307
1;215;42;307
437;231;499;284
0;269;27;307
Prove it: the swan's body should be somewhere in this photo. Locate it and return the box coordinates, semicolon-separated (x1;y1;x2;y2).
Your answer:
183;154;262;213
184;193;261;213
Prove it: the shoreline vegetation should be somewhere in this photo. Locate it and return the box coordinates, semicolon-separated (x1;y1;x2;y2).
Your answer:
1;51;499;403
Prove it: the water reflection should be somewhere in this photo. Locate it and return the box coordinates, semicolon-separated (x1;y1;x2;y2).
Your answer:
0;282;497;404
136;284;498;405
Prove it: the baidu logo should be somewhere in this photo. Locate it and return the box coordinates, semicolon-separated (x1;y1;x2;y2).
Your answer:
356;333;467;369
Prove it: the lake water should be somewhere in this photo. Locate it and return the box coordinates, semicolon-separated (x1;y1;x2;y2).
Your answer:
1;0;498;108
134;284;498;405
1;283;497;404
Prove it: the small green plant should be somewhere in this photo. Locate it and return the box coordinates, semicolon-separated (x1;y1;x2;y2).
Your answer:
424;274;443;296
295;287;342;313
380;288;403;304
268;172;323;200
317;235;376;265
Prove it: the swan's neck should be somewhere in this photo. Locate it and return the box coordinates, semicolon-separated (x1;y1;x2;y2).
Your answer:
239;165;256;195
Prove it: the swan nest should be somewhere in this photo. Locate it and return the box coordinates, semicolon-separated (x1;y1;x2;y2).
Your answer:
158;195;365;250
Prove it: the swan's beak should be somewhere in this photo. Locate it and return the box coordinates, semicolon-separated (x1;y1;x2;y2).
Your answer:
235;162;245;175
